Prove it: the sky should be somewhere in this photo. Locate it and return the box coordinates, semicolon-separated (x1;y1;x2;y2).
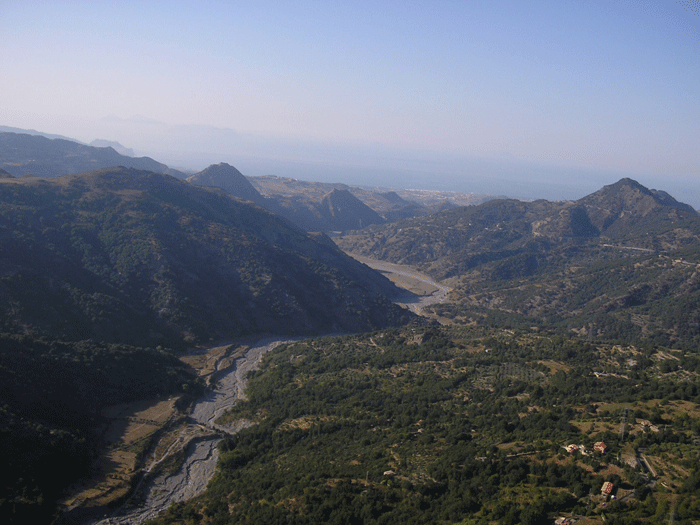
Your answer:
1;1;699;204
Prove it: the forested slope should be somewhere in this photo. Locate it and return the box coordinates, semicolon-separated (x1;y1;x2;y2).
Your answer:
336;179;700;347
0;334;196;523
0;167;414;346
0;166;416;523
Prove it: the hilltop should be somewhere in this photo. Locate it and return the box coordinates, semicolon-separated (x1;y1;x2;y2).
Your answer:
578;177;696;234
89;139;135;157
186;162;265;205
336;178;700;346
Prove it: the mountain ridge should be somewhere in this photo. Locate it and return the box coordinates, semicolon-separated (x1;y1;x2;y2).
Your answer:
0;167;416;345
0;132;186;179
334;178;700;345
337;178;697;267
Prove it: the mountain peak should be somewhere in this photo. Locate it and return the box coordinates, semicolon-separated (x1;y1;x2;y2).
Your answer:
320;189;384;230
379;191;410;205
578;178;696;232
187;163;264;204
611;177;643;188
89;139;135;157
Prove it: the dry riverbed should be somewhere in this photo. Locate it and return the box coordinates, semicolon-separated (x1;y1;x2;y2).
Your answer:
79;337;297;525
74;257;445;523
347;253;452;314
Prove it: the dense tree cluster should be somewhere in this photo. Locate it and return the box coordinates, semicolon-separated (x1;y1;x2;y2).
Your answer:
148;327;700;524
0;333;197;523
0;169;415;347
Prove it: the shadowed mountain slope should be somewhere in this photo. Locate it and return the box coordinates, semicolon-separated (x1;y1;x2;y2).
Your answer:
0;167;414;346
187;162;265;205
0;132;185;178
318;188;385;231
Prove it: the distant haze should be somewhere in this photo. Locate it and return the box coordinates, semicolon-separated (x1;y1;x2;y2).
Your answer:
17;115;691;207
2;1;698;206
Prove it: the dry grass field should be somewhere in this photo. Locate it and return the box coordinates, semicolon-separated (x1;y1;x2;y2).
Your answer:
62;341;253;511
62;397;178;509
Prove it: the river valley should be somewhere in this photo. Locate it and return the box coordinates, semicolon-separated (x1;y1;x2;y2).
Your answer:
90;338;293;525
88;257;447;524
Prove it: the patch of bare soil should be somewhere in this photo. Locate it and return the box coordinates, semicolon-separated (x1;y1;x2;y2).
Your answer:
81;337;297;525
61;398;179;511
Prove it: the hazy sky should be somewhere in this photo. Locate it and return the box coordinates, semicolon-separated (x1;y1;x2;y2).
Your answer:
2;1;699;202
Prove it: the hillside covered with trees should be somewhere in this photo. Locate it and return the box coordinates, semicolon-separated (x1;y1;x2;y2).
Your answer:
149;326;700;525
2;144;700;525
0;166;416;523
0;167;414;346
336;179;700;348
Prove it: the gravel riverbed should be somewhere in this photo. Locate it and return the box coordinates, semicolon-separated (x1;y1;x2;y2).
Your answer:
350;255;452;314
90;260;442;524
91;337;295;525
